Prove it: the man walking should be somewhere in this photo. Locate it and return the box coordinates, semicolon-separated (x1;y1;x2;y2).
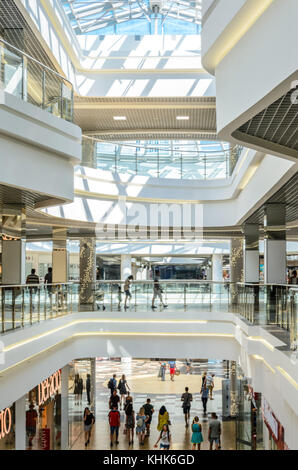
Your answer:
108;374;117;395
152;270;167;309
181;387;193;426
108;405;120;447
86;374;91;405
201;384;209;416
208;413;221;450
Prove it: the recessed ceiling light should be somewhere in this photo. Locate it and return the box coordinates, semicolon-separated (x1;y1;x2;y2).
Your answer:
176;116;189;120
113;116;127;120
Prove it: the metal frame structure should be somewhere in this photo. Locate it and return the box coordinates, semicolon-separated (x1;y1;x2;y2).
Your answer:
61;0;202;34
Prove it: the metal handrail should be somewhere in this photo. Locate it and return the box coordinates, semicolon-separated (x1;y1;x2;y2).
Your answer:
0;38;72;86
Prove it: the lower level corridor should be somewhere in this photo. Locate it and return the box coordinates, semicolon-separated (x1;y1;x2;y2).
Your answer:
68;359;236;451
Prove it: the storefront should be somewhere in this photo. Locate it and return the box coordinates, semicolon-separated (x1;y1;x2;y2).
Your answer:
0;404;15;450
26;369;62;450
261;397;285;450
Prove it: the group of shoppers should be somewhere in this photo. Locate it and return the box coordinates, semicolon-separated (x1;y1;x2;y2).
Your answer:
158;360;178;381
103;371;221;450
74;373;91;406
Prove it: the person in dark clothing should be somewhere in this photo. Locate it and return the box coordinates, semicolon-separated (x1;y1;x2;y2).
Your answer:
86;374;91;405
44;267;53;296
108;374;117;396
83;407;95;447
26;269;39;285
109;389;120;410
143;398;154;436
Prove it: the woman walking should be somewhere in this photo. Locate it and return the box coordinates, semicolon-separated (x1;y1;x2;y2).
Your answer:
83;407;95;447
135;407;147;446
125;403;135;446
118;374;130;410
191;416;203;450
154;424;172;450
157;406;170;432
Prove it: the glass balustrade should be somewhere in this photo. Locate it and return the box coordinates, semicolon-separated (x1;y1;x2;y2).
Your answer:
0;39;73;122
83;137;244;180
1;281;297;351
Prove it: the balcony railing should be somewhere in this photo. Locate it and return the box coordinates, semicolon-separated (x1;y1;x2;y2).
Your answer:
83;136;244;180
0;281;297;350
0;39;73;122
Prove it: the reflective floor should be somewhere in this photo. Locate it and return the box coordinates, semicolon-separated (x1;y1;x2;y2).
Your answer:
69;359;236;450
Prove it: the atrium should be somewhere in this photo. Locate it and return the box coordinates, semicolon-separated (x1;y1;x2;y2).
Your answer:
0;0;297;455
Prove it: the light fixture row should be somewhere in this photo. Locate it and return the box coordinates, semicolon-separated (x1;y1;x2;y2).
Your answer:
113;116;190;121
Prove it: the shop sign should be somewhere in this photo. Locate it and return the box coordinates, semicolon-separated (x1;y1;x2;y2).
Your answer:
40;428;50;450
38;370;61;406
262;397;279;440
0;408;12;440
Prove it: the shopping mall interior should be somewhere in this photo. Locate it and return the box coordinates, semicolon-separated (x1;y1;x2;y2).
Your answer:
0;0;297;452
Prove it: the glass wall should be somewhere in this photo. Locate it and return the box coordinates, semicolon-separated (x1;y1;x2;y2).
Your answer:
92;139;242;180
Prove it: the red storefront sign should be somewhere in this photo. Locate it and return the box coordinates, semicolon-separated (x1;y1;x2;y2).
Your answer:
40;427;50;450
261;397;285;450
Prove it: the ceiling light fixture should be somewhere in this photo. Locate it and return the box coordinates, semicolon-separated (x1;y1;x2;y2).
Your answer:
113;116;127;120
176;116;189;120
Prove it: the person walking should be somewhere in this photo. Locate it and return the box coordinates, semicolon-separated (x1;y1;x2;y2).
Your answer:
157;406;170;431
44;267;53;297
201;371;207;388
191;416;203;450
208;413;221;450
125;403;135;446
151;270;167;309
108;405;120;447
143;398;154;436
154;424;172;450
74;374;80;405
207;374;215;400
78;377;84;406
86;374;91;406
108;374;117;396
26;268;39;308
118;374;130;410
135;407;147;446
160;361;167;381
109;389;120;410
124;391;133;411
26;403;38;448
124;275;133;309
168;360;176;381
83;407;95;447
201;384;209;416
181;387;193;427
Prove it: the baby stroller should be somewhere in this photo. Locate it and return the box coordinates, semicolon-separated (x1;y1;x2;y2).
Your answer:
95;289;105;310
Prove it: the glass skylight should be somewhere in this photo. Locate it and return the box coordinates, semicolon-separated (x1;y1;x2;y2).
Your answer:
61;0;202;35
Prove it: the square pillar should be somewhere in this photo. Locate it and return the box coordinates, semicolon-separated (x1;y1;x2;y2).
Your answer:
1;206;26;285
61;365;69;450
264;204;286;284
52;227;68;283
15;395;26;450
243;224;259;283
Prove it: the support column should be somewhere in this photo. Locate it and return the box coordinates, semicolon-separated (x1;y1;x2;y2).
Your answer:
121;254;132;280
52;227;68;283
212;253;222;292
243;224;259;283
230;360;238;418
82;136;97;169
15;395;26;450
230;238;244;304
264;204;286;284
61;364;69;450
90;358;96;416
1;206;26;284
79;238;96;309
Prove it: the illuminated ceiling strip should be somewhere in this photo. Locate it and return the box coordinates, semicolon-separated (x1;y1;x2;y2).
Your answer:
276;366;298;390
209;0;274;70
248;336;275;352
251;354;276;374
